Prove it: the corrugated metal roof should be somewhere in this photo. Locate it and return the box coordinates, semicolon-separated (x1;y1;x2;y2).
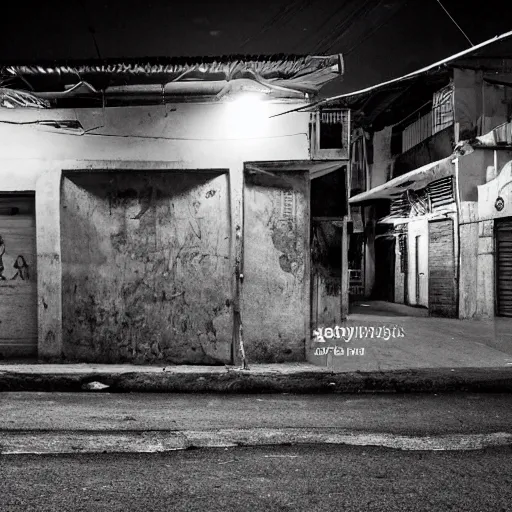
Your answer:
0;54;343;107
3;54;342;86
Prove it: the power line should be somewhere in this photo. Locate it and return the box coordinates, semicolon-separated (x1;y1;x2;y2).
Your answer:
292;0;358;53
239;0;311;50
435;0;473;46
313;0;380;54
343;1;410;56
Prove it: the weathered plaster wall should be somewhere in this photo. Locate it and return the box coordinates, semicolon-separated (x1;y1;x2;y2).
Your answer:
60;171;232;364
0;103;310;166
470;156;512;318
459;201;479;319
242;171;309;363
453;68;483;140
369;126;393;188
0;100;310;360
459;149;494;202
454;68;511;140
482;81;510;134
459;151;512;319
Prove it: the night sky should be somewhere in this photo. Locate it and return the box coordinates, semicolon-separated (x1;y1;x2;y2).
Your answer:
0;0;510;96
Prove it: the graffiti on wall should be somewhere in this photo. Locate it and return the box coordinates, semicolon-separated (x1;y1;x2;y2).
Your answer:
0;235;29;281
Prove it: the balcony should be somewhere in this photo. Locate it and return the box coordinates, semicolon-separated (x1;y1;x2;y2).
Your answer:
391;86;454;156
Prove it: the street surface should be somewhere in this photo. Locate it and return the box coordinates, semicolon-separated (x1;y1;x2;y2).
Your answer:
1;444;512;512
1;392;512;435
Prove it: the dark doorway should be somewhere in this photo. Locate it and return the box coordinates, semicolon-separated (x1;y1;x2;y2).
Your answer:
373;236;396;302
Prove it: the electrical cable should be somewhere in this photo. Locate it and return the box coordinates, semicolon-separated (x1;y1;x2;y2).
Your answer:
435;0;473;46
291;0;359;53
239;0;310;49
313;0;379;55
343;1;410;56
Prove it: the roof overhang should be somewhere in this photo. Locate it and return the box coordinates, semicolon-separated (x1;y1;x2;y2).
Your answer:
245;160;347;181
349;156;454;204
0;54;344;107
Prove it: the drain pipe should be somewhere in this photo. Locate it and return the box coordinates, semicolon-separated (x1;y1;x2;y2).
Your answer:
452;155;462;318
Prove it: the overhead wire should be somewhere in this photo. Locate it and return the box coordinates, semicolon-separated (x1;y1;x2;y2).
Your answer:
434;0;474;46
313;0;380;54
343;1;411;56
239;0;311;50
291;0;359;53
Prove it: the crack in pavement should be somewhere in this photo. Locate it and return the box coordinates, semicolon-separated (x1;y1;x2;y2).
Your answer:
1;429;512;454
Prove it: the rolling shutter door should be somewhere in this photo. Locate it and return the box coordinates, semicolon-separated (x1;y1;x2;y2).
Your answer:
0;195;38;358
428;218;457;317
496;218;512;317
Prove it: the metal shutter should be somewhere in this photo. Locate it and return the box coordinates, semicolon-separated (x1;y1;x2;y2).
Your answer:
428;218;457;317
0;195;38;358
496;218;512;317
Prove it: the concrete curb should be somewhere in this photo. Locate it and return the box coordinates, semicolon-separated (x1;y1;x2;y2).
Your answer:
2;429;512;454
0;367;512;393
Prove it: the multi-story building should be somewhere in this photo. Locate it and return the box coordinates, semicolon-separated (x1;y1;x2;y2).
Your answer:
328;31;512;319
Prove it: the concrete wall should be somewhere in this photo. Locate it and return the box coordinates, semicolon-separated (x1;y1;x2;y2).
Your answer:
459;149;495;202
459;150;512;319
243;171;309;363
368;126;393;188
0;100;311;360
482;81;510;134
453;68;511;140
60;171;232;364
469;155;512;318
453;68;483;141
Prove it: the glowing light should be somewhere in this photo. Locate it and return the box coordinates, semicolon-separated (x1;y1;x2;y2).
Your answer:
223;93;269;138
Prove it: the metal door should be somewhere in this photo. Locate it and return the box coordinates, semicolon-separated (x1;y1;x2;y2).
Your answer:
0;195;37;358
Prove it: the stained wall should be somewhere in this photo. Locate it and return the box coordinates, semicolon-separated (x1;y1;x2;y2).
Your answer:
60;171;232;364
0;100;311;360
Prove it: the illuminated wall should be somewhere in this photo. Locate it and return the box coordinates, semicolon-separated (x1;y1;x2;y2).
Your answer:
0;99;312;361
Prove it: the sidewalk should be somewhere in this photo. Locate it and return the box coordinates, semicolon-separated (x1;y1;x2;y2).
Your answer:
1;301;512;393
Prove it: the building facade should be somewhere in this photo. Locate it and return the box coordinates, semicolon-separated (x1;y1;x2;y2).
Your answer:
0;55;351;364
339;32;512;319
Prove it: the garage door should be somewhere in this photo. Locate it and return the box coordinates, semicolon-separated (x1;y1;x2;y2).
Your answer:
495;217;512;317
0;195;38;358
428;218;457;317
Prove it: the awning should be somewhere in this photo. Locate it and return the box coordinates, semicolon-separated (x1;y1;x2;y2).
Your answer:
245;160;346;181
349;156;454;204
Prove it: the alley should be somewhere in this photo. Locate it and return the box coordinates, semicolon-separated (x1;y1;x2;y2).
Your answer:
310;300;512;371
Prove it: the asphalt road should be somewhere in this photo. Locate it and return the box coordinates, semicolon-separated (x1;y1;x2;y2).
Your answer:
2;392;512;435
1;444;512;512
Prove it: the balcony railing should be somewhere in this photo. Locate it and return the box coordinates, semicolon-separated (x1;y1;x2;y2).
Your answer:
392;85;454;155
402;112;433;153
